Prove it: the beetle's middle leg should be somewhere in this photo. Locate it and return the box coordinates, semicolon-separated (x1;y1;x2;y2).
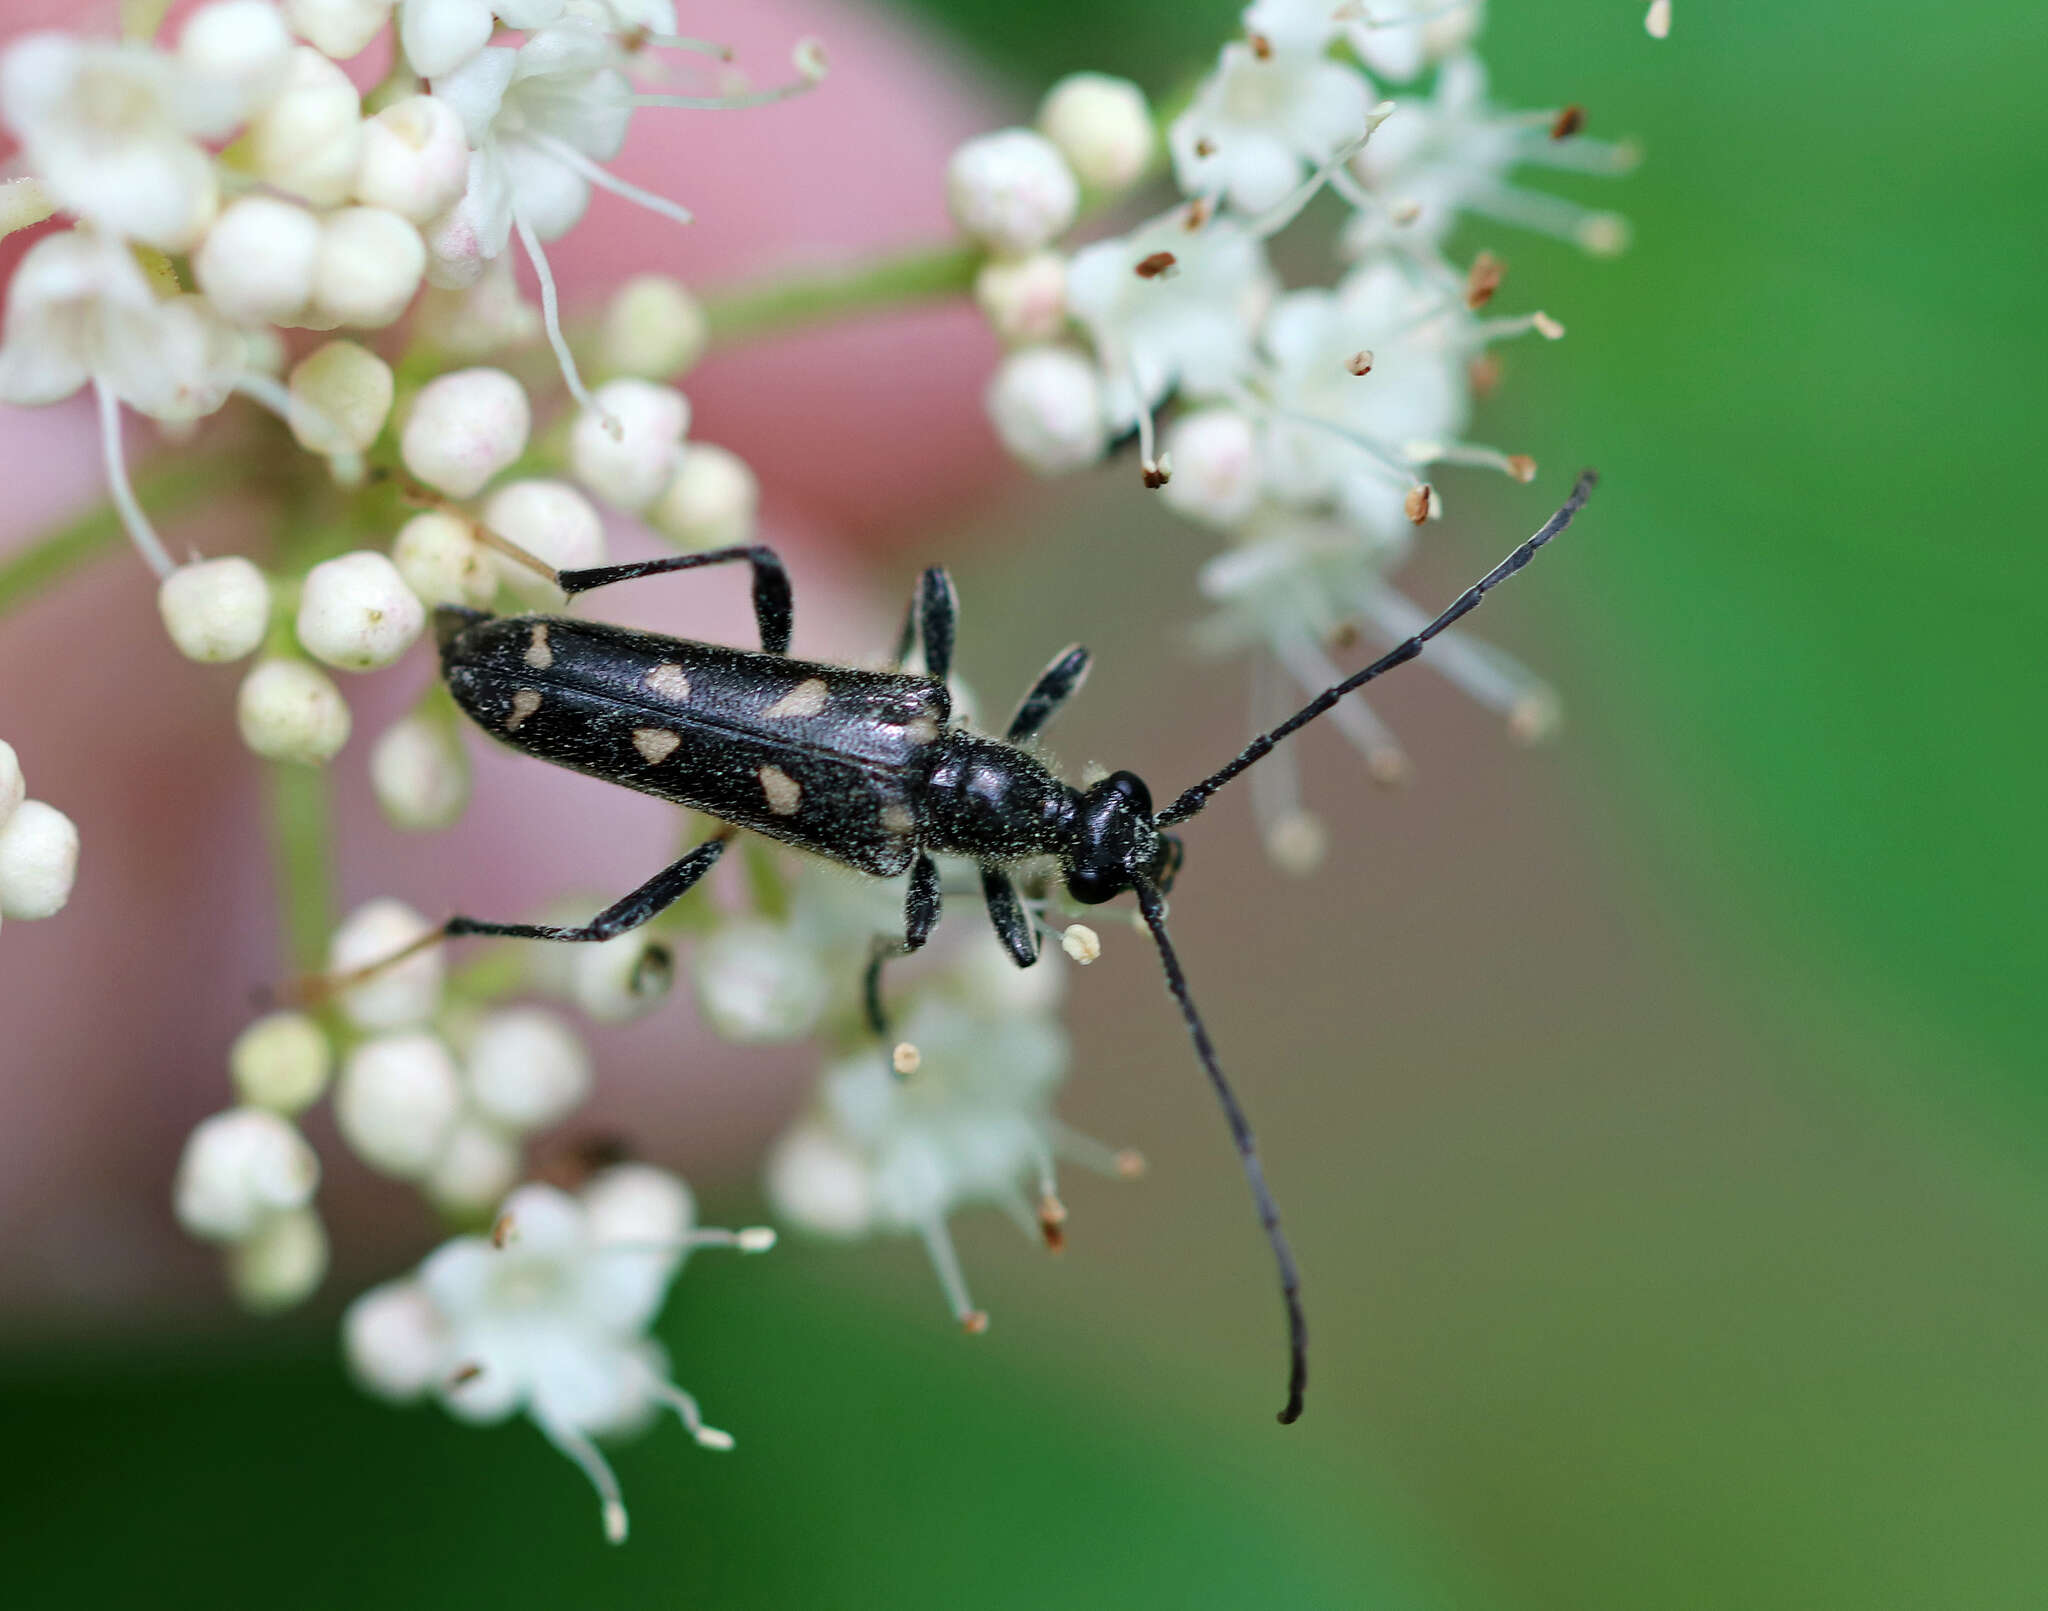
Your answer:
862;851;942;1043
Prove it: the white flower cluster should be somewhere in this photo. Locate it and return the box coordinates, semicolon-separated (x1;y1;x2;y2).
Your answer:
0;740;80;936
345;1165;773;1544
765;901;1134;1333
0;0;792;779
960;4;1633;867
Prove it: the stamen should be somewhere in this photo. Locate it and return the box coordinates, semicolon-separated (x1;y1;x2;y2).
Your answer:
1037;1191;1068;1253
1245;121;1387;242
1404;440;1540;482
534;1410;630;1545
1047;1119;1145;1179
93;380;173;578
647;1377;736;1451
624;38;827;111
530;134;694;227
594;1227;778;1254
917;1216;988;1334
636;32;737;60
513;211;616;437
1466;184;1631;256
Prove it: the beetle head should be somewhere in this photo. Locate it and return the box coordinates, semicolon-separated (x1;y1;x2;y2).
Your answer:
1064;771;1179;904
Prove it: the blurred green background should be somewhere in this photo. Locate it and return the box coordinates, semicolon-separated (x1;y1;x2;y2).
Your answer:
6;1;2046;1606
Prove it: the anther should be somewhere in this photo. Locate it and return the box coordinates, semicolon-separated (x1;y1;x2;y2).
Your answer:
1505;454;1538;483
1060;924;1102;964
1037;1193;1069;1253
1533;311;1566;340
1551;105;1586;140
735;1226;779;1253
1404;484;1434;525
1135;250;1178;279
491;1212;517;1249
1113;1149;1148;1180
1247;31;1273;59
1347;350;1375;377
1182;197;1213;230
1465;251;1505;310
448;1361;483;1388
1646;0;1672;38
961;1310;990;1336
1194;137;1217;158
892;1041;922;1076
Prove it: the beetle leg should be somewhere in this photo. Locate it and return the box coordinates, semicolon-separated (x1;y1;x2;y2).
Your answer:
863;852;942;1042
444;837;729;944
889;567;958;683
979;865;1041;968
556;545;794;655
1003;643;1092;744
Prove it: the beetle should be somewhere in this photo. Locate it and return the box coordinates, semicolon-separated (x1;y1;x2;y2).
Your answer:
372;470;1597;1426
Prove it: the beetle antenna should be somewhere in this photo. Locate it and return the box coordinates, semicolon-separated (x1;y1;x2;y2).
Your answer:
1133;877;1308;1424
1155;470;1598;828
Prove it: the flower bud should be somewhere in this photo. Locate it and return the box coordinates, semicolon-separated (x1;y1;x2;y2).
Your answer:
392;509;495;609
337;1030;463;1177
344;1279;444;1401
193;195;320;324
297;550;426;670
464;1006;592;1131
1037;73;1154;193
401;367;530;498
567;928;674;1024
285;0;394;61
310;206;425;329
946;129;1079;256
481;478;606;604
985;346;1107;475
288;340;393;457
231;1010;334;1113
420;154;495;291
158;556;272;663
237;658;351;764
648;443;757;551
692;920;830;1044
0;799;80;920
370;712;470;831
425;1118;522;1215
399;0;492;77
583;1163;693;1247
247;45;363;208
1160;408;1261;527
329;897;442;1030
973;251;1067;347
228;1206;329;1311
598;275;708;379
765;1122;873;1239
0;742;22;834
569;378;689;512
174;1107;320;1242
179;1;294;121
354;94;469;222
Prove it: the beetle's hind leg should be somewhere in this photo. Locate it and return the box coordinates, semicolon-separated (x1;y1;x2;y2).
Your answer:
557;545;794;655
862;853;942;1062
979;866;1040;968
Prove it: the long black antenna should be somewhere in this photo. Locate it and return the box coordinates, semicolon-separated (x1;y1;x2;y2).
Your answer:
1134;877;1308;1424
1157;470;1599;828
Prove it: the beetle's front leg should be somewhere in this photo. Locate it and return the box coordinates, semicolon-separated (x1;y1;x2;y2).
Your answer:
862;852;941;1044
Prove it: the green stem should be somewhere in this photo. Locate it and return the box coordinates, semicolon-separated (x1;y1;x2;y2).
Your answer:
0;456;223;619
703;241;983;346
265;760;335;975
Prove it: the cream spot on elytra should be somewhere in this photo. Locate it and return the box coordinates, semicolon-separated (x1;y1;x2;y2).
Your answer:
879;802;914;835
903;715;940;745
633;727;681;764
506;689;543;731
763;678;829;719
644;662;691;701
524;623;553;669
759;765;801;815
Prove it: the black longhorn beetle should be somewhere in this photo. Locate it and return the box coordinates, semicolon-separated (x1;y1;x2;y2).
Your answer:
362;469;1597;1425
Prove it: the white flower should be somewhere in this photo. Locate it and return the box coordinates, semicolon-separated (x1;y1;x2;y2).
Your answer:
297;550;427;670
328;897;444;1029
1242;0;1484;81
984;346;1107;477
392;510;497;609
344;1168;769;1544
158;556;272;663
0;799;81;920
354;94;471;223
230;1011;335;1114
464;1006;592;1131
598;275;706;380
228;1206;329;1311
945;129;1079;257
649;443;757;551
194;195;322;325
370;713;471;831
174;1107;321;1242
336;1029;464;1177
0;33;222;250
1169;39;1373;216
237;657;352;763
401;367;531;497
1037;73;1153;194
1066;213;1275;430
690;918;830;1044
569;378;688;512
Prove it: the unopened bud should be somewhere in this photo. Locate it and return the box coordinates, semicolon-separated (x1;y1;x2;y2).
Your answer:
247;46;363;207
354;93;469;222
336;1030;462;1178
392;509;495;609
599;275;708;379
285;0;394;63
328;898;442;1030
480;479;606;604
174;1107;320;1241
237;658;351;764
159;556;271;663
427;1120;523;1216
231;1011;334;1113
465;1007;592;1132
193;195;320;323
401;367;531;498
946;129;1079;256
1037;73;1154;193
986;346;1107;475
288;340;394;456
297;550;425;670
370;712;470;831
649;443;758;550
569;379;689;512
973;251;1068;347
228;1206;329;1312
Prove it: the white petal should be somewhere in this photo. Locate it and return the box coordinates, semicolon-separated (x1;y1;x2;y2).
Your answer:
428;43;516;145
